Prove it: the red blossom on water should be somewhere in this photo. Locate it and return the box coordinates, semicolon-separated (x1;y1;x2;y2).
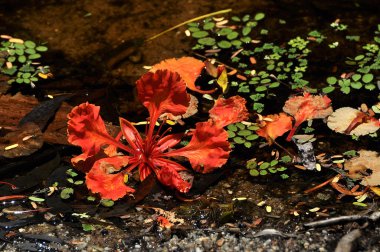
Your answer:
67;69;246;200
209;96;249;128
150;57;215;94
256;113;293;145
283;92;333;141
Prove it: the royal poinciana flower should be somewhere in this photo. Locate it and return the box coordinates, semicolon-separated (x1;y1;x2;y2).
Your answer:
67;69;248;200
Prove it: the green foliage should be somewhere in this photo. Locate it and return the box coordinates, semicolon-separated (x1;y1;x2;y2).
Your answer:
66;168;84;185
188;13;380;113
28;196;45;202
60;187;74;199
343;150;357;157
325;35;380;94
330;20;348;31
227;122;259;148
246;155;290;178
0;36;50;86
187;14;319;113
100;199;115;207
308;30;326;43
82;223;95;232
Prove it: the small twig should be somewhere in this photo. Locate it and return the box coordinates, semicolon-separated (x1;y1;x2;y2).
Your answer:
0;195;26;201
273;140;297;159
330;182;369;196
145;9;232;42
304;176;336;194
304;211;380;228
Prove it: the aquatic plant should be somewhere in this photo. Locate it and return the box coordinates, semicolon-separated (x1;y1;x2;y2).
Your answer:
67;58;248;200
246;156;290;179
0;35;50;87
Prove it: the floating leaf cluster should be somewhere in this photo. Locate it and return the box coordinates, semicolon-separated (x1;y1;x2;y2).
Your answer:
246;155;291;179
0;36;50;86
324;24;380;94
187;14;315;113
227;122;259;148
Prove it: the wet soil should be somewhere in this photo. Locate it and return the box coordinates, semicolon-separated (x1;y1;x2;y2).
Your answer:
1;0;380;251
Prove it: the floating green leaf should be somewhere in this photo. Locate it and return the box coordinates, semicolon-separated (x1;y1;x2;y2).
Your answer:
203;22;215;30
100;199;115;207
362;73;374;83
60;188;74;199
29;196;45;202
24;40;36;48
36;46;48;52
198;37;216;46
192;31;209;38
254;12;265;21
242;27;252;36
218;40;232;48
227;31;239;40
249;169;259;176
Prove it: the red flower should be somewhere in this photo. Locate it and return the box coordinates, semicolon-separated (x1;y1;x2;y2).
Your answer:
67;69;247;200
283;93;333;141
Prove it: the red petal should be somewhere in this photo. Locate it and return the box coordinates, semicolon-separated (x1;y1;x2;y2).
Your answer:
156;133;184;152
119;118;144;152
67;102;120;166
209;96;249;127
139;163;152;181
166;121;231;173
86;156;134;200
151;57;215;94
136;70;190;126
256;113;293;144
156;165;191;193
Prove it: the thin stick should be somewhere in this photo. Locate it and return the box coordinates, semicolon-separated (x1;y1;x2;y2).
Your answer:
145;9;232;42
304;176;336;194
304;211;380;228
273;140;296;159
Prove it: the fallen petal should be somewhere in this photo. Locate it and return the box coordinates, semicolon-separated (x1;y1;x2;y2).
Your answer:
209;95;249;127
166;121;230;173
86;156;134;200
150;57;214;94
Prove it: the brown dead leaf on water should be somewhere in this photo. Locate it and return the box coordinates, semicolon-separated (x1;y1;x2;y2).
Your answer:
345;150;380;186
327;107;380;136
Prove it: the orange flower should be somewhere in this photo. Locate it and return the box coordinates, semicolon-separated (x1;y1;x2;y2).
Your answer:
256;113;293;144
